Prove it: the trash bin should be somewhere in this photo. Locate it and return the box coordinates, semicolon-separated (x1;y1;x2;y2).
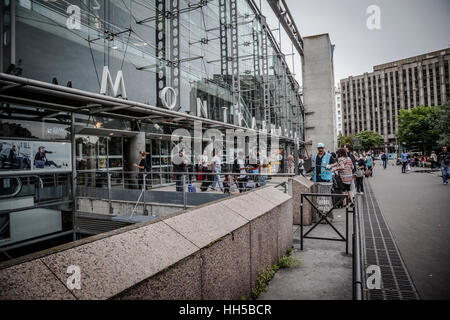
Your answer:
313;182;333;222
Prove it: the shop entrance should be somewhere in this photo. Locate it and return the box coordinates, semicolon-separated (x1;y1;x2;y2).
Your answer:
75;127;139;189
146;135;176;187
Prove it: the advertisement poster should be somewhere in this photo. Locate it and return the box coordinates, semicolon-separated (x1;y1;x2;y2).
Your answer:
269;149;284;173
0;139;72;174
0;140;32;172
31;142;72;172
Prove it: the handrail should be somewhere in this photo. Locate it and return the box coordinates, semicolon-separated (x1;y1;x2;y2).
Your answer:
273;180;288;193
353;197;364;300
0;177;22;199
76;170;296;177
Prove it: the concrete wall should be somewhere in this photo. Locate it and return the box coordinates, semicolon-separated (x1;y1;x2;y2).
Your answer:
0;186;292;300
290;176;317;225
76;197;187;219
302;33;337;154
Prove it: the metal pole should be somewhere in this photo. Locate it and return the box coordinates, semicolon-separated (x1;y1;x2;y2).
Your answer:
71;112;76;241
353;195;363;300
300;194;304;250
346;196;349;255
143;173;148;216
182;174;187;209
108;173;113;214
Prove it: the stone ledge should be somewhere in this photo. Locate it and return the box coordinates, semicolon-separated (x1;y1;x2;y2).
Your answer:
0;186;293;300
290;176;317;225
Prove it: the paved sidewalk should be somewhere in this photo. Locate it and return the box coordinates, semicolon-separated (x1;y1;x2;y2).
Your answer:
258;208;353;300
368;161;450;299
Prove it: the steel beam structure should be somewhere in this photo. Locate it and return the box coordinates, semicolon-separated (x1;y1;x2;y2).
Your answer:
230;0;241;125
261;22;271;130
252;19;261;122
266;0;304;57
219;0;229;78
155;0;167;109
0;0;15;73
170;0;181;111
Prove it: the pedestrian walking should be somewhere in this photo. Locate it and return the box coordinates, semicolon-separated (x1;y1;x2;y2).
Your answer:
354;153;366;194
401;150;408;173
133;151;148;189
257;149;268;187
430;151;438;169
345;144;357;199
200;150;209;182
438;146;450;185
233;151;248;192
287;152;295;174
381;152;388;169
173;149;188;192
336;148;354;206
211;150;224;192
298;155;305;176
195;153;201;181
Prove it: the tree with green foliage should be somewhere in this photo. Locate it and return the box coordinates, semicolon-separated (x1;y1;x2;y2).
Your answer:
434;100;450;147
338;133;353;148
355;131;383;151
338;131;382;150
396;105;440;154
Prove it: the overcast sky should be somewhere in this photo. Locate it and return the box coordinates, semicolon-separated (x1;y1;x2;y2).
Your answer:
260;0;450;86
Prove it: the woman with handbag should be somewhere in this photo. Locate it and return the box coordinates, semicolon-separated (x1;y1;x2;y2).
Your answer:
336;148;355;206
355;153;366;194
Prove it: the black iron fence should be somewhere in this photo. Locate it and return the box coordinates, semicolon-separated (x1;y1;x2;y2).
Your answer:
299;191;364;300
300;193;350;254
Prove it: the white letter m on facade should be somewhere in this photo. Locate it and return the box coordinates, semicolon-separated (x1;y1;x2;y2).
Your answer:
100;66;127;99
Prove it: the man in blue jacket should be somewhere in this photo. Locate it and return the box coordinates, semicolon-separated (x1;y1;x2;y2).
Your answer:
313;143;336;182
401;150;408;173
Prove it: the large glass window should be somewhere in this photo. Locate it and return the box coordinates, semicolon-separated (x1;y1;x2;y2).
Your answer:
75;135;123;171
0;105;71;140
15;0;304;139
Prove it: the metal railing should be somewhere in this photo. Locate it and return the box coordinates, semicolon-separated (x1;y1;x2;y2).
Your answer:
75;170;294;214
298;190;364;300
353;196;364;300
0;173;72;216
300;193;350;254
0;172;75;256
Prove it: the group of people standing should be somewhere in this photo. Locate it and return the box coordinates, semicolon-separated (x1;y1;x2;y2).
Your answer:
399;147;449;184
312;142;374;208
287;152;306;176
172;149;269;194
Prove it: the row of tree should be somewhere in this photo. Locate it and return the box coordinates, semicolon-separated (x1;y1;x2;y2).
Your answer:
397;101;449;154
337;100;450;154
338;131;382;151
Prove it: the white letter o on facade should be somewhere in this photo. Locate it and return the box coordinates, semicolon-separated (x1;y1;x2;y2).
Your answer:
160;86;177;110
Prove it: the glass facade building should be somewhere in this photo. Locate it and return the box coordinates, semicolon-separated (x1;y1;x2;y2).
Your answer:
11;0;303;130
0;0;305;257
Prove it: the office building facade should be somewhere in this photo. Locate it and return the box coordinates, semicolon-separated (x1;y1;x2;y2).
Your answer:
335;86;342;136
340;48;450;151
